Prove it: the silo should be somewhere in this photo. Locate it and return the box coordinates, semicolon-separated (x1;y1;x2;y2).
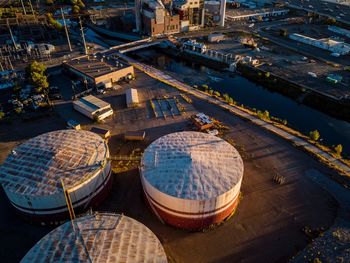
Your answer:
0;130;112;224
21;213;168;263
140;131;244;230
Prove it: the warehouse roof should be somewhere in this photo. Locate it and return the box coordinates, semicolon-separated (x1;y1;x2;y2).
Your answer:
126;88;139;106
65;55;130;79
0;130;108;196
141;132;244;200
73;95;111;114
21;213;168;263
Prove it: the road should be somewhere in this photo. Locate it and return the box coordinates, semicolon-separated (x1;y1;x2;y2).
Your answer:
286;0;350;25
116;52;350;177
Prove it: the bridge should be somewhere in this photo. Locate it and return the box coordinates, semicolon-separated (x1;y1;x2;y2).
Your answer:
101;37;163;55
86;23;141;42
119;41;161;53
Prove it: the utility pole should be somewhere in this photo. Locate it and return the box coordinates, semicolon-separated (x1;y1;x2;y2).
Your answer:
61;8;72;52
20;0;27;15
8;57;14;70
79;17;88;55
7;19;18;51
28;0;34;15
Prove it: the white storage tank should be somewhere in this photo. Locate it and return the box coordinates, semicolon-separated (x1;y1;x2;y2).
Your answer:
0;130;112;224
140;131;244;230
21;212;168;263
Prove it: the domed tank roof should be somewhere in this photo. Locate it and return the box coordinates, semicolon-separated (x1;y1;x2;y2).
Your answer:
141;132;244;200
21;213;167;263
0;130;108;196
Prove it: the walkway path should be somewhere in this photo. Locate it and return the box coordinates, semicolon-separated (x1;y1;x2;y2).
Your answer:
117;53;350;176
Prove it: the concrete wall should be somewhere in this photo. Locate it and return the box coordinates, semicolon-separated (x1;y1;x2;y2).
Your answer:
95;65;134;84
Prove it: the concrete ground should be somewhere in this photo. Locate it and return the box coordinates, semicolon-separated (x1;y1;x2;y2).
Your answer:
0;70;341;263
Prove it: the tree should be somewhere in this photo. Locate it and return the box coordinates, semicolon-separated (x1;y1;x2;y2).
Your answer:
262;110;270;120
32;72;49;93
228;97;234;104
26;61;49;94
223;93;229;102
47;13;63;30
214;91;220;97
72;5;80;14
334;144;343;157
209;89;214;96
309;130;320;141
0;111;5;120
14;107;22;114
265;72;270;78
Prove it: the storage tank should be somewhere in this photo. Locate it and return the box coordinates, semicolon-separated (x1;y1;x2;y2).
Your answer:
140;131;243;230
0;130;112;224
21;213;168;263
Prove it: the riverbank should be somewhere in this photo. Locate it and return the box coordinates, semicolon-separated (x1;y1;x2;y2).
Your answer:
156;45;350;123
117;52;350;180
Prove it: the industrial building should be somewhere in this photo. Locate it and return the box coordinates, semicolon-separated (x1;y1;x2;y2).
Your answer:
135;0;227;36
126;88;139;108
0;130;112;223
73;95;113;121
64;55;134;88
140;131;244;230
21;213;168;262
289;33;350;55
225;8;289;21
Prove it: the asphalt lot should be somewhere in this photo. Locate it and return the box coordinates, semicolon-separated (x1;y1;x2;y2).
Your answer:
0;66;342;262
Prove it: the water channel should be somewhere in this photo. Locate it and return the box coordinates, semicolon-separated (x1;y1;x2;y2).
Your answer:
134;49;350;156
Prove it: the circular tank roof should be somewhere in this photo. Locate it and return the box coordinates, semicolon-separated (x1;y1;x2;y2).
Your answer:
141;132;244;200
21;213;168;263
0;130;108;196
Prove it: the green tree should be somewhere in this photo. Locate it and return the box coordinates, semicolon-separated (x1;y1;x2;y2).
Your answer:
214;91;221;97
223;93;229;102
26;61;49;94
228;97;234;104
14;107;22;114
265;72;270;78
334;144;343;157
309;130;320;141
209;89;214;96
263;110;270;120
0;111;5;120
47;13;63;30
72;5;80;14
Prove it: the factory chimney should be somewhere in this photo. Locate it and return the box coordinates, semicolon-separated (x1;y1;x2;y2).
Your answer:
219;0;226;27
135;0;142;32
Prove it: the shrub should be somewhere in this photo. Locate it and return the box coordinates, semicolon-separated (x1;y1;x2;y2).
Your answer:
309;130;320;141
334;144;343;157
213;91;221;97
223;93;229;102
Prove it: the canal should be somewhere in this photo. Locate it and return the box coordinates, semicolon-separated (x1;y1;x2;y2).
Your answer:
134;49;350;156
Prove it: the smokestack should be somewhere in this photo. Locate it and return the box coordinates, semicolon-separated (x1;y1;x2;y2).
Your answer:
135;0;142;32
219;0;226;27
